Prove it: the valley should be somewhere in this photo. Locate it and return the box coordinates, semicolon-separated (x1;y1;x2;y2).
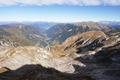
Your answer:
0;21;120;80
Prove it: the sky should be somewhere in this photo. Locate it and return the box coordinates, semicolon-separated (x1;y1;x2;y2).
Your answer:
0;0;120;22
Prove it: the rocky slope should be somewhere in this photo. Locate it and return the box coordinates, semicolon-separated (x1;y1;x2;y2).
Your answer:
69;31;120;80
0;22;120;80
0;45;87;80
49;31;120;80
59;31;120;62
51;31;108;58
0;46;85;73
0;31;119;80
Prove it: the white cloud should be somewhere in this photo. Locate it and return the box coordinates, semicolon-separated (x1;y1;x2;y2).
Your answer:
0;0;120;6
104;0;120;5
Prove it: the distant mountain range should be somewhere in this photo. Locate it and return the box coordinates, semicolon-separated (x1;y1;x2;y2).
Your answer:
46;21;119;43
0;22;56;29
0;23;48;46
100;21;120;28
0;21;119;47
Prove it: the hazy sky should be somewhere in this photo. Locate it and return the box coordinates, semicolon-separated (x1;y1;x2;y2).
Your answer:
0;0;120;22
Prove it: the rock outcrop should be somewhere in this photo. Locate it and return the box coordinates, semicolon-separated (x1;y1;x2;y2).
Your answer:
57;31;120;63
57;31;120;80
0;46;85;73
